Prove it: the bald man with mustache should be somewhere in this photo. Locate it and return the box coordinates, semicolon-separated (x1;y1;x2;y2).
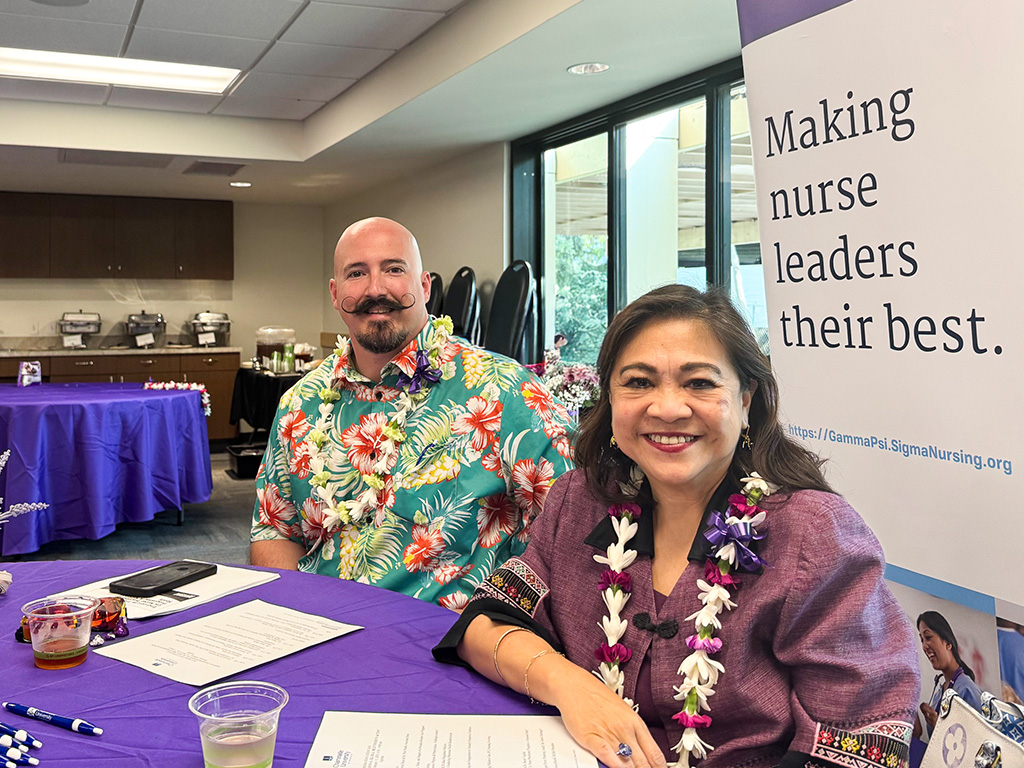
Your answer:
250;217;574;609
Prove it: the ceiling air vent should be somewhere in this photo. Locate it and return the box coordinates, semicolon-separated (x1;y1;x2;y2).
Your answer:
183;161;245;177
58;148;173;168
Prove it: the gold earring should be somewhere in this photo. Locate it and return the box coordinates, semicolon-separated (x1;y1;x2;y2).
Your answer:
741;426;752;450
610;435;618;448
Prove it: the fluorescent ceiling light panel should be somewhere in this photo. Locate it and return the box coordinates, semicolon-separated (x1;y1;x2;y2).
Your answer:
0;47;241;94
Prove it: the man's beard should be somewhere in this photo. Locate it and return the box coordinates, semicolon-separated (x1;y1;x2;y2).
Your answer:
354;316;408;354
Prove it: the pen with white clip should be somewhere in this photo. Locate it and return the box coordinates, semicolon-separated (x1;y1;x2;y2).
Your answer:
0;738;24;753
0;726;37;750
1;748;37;767
2;702;102;736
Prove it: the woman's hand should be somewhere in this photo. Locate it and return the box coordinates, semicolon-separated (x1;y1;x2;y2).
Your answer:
920;701;938;730
544;660;667;768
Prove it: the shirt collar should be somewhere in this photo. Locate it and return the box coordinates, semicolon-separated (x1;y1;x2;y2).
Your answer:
583;481;735;561
332;317;435;388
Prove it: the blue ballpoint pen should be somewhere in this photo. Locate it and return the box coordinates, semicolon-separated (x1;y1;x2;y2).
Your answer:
1;747;37;766
0;725;37;750
0;737;25;753
1;703;103;737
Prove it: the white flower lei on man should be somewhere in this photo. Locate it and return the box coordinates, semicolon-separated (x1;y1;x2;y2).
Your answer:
594;472;775;767
304;316;453;536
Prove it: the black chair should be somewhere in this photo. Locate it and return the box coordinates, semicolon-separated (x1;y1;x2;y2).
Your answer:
483;260;535;362
443;266;480;344
425;271;444;316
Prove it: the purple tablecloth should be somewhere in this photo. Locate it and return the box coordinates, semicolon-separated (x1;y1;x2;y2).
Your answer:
0;383;212;555
0;561;539;766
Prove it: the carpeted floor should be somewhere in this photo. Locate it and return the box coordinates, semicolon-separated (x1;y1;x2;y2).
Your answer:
7;452;256;565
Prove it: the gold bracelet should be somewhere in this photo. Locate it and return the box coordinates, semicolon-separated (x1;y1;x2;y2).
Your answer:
492;626;529;683
523;648;563;704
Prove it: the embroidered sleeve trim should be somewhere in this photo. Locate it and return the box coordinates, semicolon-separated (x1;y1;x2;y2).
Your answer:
475;557;549;618
810;720;912;768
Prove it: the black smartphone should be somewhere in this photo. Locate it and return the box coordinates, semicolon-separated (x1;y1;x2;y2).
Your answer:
108;561;218;598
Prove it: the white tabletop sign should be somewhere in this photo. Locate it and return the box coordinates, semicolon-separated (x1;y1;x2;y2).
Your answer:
134;332;155;347
197;331;217;346
62;334;83;348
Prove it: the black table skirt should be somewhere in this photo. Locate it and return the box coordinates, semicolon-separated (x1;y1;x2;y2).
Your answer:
229;368;302;431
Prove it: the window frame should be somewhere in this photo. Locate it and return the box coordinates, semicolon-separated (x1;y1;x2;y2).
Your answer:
511;56;745;358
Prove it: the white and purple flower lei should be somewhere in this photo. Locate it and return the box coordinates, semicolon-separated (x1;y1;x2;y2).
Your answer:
593;473;774;767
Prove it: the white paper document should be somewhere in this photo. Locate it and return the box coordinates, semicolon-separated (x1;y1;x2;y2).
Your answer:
95;599;362;686
304;711;596;768
59;561;280;619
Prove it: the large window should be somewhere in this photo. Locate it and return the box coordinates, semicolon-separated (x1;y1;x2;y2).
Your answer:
512;59;765;363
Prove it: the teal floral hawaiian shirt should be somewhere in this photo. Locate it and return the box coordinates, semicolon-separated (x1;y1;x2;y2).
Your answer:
251;317;575;609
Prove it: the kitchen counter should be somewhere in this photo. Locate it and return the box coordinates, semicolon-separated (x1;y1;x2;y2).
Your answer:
0;346;244;358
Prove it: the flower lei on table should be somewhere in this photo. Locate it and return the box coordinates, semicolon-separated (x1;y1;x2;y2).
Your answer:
310;316;452;532
594;472;775;768
144;381;212;416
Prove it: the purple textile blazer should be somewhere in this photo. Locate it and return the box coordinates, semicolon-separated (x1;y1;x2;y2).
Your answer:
437;470;919;768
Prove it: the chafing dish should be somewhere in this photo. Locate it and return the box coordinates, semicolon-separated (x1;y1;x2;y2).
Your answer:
190;311;231;347
59;311;102;341
126;312;166;347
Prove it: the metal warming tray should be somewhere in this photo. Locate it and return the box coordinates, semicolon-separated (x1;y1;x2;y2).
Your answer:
126;312;166;336
59;311;102;335
190;311;231;346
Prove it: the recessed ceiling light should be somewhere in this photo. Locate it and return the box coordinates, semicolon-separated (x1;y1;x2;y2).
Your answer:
0;46;241;94
229;181;252;188
567;62;610;76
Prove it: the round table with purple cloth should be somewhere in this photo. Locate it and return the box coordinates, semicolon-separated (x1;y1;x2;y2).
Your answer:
0;560;538;767
0;383;212;556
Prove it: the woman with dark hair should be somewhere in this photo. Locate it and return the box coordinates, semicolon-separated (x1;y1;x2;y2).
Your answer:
915;611;984;737
435;285;919;768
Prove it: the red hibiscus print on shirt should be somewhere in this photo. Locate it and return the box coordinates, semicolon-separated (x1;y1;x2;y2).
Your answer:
288;440;314;478
452;396;503;452
432;562;473;586
511;458;554;521
278;409;311;446
520;379;556;419
300;497;334;542
477;493;520;548
257;483;297;537
340;412;390;475
392;341;419;378
402;524;445;573
481;449;505;478
439;591;469;612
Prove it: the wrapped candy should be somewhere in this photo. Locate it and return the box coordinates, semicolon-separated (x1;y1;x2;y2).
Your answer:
0;569;11;595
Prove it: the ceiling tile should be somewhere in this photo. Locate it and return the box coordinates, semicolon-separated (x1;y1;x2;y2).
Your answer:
214;94;325;120
0;77;108;105
136;0;303;41
231;71;355;102
0;0;136;24
126;27;269;69
281;3;443;49
315;0;464;10
106;87;223;113
0;12;126;56
256;41;391;78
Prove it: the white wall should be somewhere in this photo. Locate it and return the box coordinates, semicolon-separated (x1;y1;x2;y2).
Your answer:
0;202;324;360
321;142;509;335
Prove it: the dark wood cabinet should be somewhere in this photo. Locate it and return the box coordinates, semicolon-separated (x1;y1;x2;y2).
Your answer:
50;195;117;278
175;199;234;280
0;192;232;279
181;352;240;440
0;192;50;278
115;197;177;279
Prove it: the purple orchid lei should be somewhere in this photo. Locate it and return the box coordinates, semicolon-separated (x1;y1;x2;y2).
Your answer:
592;473;774;767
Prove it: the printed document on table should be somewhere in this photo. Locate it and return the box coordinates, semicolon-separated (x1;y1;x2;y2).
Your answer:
304;711;597;768
57;561;280;619
95;599;362;686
